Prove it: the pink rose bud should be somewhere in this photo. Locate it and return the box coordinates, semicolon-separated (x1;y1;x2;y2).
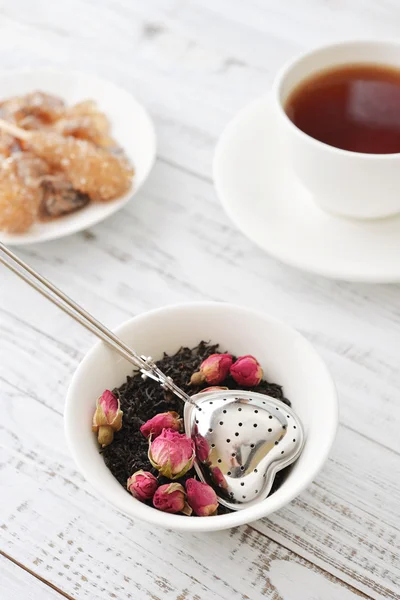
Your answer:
140;411;182;439
127;470;158;502
185;478;219;517
153;483;192;515
200;386;229;393
190;354;233;386
230;355;263;387
210;466;228;489
149;429;195;479
92;390;123;447
194;434;211;463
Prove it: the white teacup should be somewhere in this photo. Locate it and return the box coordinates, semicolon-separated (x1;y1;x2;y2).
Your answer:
273;41;400;220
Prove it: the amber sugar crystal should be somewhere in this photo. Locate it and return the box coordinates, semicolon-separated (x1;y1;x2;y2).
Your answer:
26;131;134;202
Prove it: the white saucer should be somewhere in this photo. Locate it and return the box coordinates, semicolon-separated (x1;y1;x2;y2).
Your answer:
214;95;400;282
0;69;156;246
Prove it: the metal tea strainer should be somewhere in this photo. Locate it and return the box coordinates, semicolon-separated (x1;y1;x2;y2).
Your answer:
0;242;304;510
185;390;303;509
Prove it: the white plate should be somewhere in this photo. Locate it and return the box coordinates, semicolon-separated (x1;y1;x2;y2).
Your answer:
214;95;400;282
0;69;156;245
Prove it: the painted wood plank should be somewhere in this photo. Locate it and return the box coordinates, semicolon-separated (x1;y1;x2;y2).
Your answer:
1;444;371;600
1;380;399;598
268;560;367;600
0;553;66;600
253;428;400;599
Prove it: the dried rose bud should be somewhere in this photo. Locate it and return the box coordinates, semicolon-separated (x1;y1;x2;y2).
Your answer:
140;411;182;439
190;354;233;386
185;479;219;517
153;483;192;515
210;466;228;489
194;434;211;463
149;429;195;479
92;390;123;447
230;355;263;387
200;386;229;393
127;470;158;502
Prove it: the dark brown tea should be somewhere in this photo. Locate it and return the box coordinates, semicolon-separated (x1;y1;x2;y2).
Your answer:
285;64;400;154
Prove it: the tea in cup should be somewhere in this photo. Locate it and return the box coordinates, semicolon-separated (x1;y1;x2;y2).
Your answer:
274;41;400;219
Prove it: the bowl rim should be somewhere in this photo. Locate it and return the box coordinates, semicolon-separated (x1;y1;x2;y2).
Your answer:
64;301;338;532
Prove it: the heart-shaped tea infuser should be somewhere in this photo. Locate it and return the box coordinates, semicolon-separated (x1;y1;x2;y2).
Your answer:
0;242;304;510
185;390;303;509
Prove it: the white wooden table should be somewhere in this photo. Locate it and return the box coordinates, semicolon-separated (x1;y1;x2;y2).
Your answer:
1;1;400;599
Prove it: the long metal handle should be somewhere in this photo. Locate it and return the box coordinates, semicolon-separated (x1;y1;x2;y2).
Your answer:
0;242;191;404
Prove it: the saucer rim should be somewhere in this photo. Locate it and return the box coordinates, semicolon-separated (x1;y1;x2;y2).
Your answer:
213;94;400;283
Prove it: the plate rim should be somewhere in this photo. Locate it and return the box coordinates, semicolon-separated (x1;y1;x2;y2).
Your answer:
0;67;157;246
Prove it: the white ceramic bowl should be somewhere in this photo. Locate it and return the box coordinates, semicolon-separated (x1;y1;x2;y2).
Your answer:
65;302;338;532
0;68;156;245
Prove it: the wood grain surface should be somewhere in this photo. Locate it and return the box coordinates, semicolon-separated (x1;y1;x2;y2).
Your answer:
1;1;400;599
